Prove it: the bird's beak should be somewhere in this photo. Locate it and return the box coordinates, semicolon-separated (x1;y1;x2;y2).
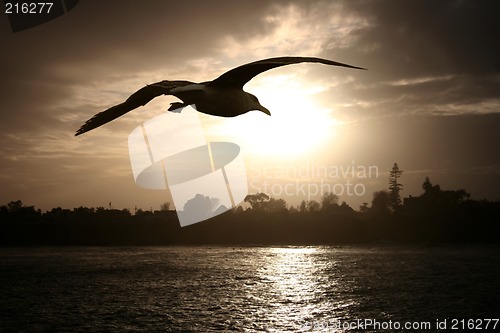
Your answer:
259;105;271;116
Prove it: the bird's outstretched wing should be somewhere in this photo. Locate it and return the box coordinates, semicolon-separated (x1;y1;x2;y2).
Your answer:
209;56;366;89
75;80;194;136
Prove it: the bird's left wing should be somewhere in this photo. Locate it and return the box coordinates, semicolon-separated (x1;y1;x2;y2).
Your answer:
208;56;366;89
75;80;194;136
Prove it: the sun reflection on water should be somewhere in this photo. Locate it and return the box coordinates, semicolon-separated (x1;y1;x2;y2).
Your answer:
245;247;355;331
262;247;320;303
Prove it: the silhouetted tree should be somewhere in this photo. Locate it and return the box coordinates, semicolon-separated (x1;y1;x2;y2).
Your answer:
389;163;403;209
244;193;270;210
321;192;340;212
307;200;321;212
2;200;40;223
160;202;171;211
233;205;244;214
73;206;95;221
260;198;288;213
339;202;355;215
180;194;221;222
421;177;469;205
444;189;470;205
359;202;369;214
422;176;433;193
296;199;320;212
7;200;23;213
135;208;153;218
371;190;392;216
298;200;307;212
422;176;441;198
0;204;8;222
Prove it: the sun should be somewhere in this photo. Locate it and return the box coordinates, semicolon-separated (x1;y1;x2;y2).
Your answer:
202;75;337;158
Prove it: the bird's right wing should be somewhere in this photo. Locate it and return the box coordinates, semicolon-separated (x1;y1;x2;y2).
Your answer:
75;80;194;136
209;56;366;89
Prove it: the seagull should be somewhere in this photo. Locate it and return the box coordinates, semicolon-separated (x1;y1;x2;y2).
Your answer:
75;56;365;136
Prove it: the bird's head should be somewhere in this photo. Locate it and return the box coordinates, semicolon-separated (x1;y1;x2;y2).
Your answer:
247;93;271;116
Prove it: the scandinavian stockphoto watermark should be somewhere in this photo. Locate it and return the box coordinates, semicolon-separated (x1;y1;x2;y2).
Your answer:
128;105;248;227
249;160;379;201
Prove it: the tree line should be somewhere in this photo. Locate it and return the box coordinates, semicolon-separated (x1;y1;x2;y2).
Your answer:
1;164;499;245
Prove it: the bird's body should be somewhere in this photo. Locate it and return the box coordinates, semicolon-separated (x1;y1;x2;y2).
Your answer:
169;83;255;117
75;57;365;136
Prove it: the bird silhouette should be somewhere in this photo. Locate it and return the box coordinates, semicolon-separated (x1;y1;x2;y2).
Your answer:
75;56;365;136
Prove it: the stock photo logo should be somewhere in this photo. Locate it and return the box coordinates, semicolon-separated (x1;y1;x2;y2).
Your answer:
128;105;248;227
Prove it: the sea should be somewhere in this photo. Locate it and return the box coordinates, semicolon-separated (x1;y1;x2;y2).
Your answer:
1;245;499;332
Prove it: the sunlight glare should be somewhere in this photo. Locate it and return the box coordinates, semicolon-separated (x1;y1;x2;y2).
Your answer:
205;76;337;157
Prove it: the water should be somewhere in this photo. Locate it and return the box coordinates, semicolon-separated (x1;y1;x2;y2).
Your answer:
1;246;499;332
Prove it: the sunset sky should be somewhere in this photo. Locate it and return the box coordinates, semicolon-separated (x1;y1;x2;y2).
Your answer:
1;0;499;212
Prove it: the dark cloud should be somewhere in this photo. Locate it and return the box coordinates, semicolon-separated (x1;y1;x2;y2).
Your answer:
317;1;500;120
341;0;500;78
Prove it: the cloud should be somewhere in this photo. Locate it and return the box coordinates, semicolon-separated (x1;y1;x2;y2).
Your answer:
344;0;500;76
217;2;368;60
1;0;499;210
316;0;500;119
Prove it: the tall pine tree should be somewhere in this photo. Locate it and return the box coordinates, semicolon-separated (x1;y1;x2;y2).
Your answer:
389;163;403;209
